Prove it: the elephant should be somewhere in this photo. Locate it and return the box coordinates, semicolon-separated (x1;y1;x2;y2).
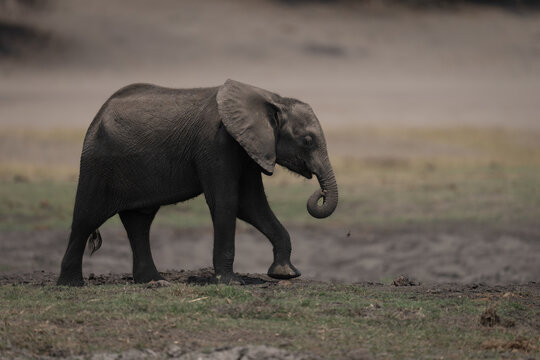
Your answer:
57;79;338;286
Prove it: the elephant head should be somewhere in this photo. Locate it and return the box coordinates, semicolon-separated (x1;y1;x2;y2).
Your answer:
217;79;338;219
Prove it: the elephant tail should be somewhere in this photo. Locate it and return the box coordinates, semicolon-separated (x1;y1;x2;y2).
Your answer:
87;229;102;256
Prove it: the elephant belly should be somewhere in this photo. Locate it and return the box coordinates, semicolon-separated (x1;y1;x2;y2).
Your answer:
80;150;203;212
117;162;203;208
160;166;204;205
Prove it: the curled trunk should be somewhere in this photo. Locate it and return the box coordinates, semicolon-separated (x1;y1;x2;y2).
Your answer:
307;165;338;219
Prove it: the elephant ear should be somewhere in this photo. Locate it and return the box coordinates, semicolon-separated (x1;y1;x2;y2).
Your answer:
217;79;278;174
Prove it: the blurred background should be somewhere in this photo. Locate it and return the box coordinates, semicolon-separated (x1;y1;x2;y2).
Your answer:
1;0;539;284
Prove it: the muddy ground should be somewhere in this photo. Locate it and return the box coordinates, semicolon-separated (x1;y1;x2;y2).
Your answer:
2;266;539;294
1;225;539;284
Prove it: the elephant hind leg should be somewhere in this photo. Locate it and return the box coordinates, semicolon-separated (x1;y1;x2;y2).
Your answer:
57;185;111;286
57;224;97;286
119;207;163;283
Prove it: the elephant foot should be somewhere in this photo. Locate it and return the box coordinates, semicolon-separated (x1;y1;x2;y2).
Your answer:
57;274;84;287
213;272;245;285
267;262;301;280
133;271;165;284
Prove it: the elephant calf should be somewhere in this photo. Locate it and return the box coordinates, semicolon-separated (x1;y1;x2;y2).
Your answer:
57;79;338;286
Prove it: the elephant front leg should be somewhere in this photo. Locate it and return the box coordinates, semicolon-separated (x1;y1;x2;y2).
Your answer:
262;223;301;280
238;170;301;280
204;188;244;284
212;211;239;284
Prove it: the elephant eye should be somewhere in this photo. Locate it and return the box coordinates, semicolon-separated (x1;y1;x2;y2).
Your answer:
303;135;313;147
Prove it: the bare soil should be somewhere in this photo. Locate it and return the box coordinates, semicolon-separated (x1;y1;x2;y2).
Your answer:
1;225;539;284
2;266;539;297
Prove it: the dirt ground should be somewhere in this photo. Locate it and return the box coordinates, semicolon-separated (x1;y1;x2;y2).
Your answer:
1;1;540;287
1;225;539;284
3;266;540;304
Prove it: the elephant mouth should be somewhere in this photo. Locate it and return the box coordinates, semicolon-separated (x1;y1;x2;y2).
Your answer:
300;160;313;179
301;170;313;179
278;159;312;179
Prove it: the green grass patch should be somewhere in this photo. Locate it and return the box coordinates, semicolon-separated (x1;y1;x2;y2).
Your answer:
0;282;538;359
2;162;539;232
1;126;540;231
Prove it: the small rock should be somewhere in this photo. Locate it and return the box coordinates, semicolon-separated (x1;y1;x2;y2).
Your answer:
146;280;172;288
278;280;292;286
119;349;148;359
176;345;320;360
143;349;158;358
91;353;119;360
165;344;185;357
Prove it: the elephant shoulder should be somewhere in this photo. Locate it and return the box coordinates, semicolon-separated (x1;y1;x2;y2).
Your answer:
85;84;220;147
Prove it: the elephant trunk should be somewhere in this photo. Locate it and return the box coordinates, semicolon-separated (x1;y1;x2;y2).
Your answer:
307;158;338;219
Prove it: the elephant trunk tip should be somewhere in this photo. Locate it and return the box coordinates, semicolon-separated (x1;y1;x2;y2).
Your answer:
307;188;338;219
306;155;338;219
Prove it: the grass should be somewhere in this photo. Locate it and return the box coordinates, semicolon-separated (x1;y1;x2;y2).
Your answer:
2;163;540;232
0;282;538;359
1;125;540;232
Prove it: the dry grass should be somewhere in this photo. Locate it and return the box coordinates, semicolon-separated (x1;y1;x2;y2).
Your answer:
1;280;538;359
2;125;540;181
1;125;540;231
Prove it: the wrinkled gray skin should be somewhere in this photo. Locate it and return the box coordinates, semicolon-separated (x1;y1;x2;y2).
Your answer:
57;79;338;286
